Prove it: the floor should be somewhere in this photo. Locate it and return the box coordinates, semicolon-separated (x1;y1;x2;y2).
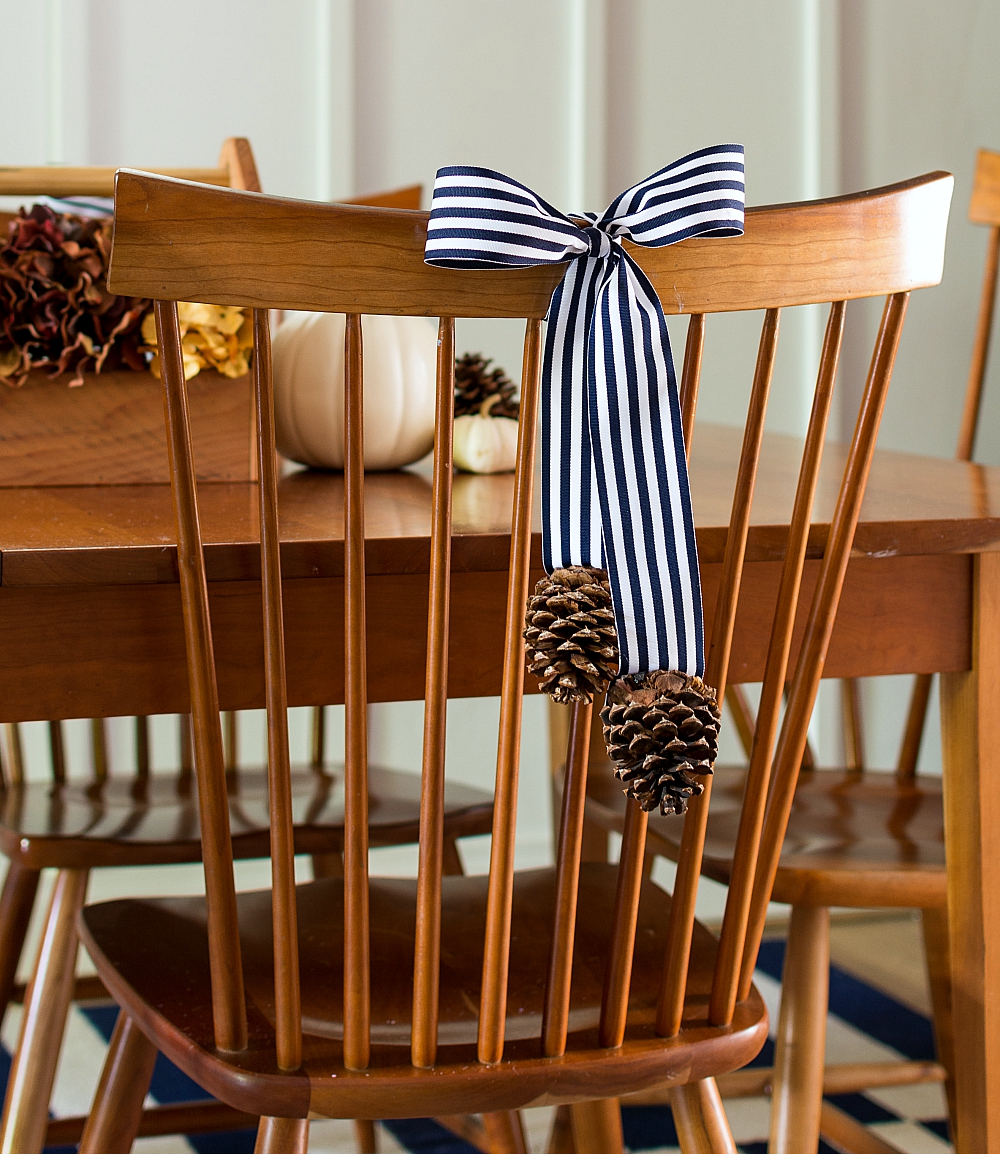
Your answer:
14;909;949;1153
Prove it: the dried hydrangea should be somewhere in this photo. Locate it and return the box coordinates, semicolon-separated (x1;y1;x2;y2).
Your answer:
0;205;148;387
141;302;253;381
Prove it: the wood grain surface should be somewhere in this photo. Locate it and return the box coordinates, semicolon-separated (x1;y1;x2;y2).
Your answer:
0;165;230;198
0;369;254;487
0;426;982;722
2;426;999;587
106;170;951;318
77;865;769;1118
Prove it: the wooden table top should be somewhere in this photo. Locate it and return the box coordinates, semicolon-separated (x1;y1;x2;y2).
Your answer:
2;423;999;588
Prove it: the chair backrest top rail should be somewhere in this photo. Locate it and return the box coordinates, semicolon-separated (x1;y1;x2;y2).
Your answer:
108;169;953;318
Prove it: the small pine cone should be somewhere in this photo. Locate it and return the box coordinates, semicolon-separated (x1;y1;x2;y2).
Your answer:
524;566;618;704
455;352;520;419
601;671;721;816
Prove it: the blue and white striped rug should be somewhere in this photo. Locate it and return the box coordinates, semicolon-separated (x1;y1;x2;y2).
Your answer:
17;937;949;1154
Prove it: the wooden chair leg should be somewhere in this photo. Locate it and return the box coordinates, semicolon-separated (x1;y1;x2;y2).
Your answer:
546;1104;576;1154
569;1099;623;1154
482;1110;529;1154
769;905;830;1154
0;862;40;1022
255;1116;309;1153
353;1118;378;1153
77;1012;157;1154
921;905;957;1133
0;867;88;1154
670;1079;738;1154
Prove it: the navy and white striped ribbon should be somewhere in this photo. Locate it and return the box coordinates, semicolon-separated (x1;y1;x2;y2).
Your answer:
425;145;745;679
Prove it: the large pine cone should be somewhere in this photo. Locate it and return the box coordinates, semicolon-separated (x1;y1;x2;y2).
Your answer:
524;567;618;703
602;671;720;816
455;352;520;419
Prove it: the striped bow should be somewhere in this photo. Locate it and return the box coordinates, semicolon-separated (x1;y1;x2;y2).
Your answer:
425;145;745;680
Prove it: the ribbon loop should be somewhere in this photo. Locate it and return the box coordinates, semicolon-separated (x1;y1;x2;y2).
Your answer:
425;146;745;680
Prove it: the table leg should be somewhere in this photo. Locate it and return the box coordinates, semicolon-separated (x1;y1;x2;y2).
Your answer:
940;551;1000;1154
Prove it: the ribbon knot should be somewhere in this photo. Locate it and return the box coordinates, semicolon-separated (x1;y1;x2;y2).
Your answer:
578;219;613;260
425;146;745;680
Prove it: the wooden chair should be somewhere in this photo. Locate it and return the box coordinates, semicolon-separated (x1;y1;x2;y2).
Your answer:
70;166;949;1154
893;147;1000;777
0;147;492;1154
577;160;1000;1153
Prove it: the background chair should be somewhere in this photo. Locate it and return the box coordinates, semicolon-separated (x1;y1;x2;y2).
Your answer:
0;142;493;1154
574;155;1000;1153
71;165;949;1154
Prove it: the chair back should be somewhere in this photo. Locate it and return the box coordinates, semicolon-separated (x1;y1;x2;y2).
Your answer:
0;139;258;789
957;147;1000;460
893;148;1000;777
0;145;419;789
106;168;951;1073
0;136;259;207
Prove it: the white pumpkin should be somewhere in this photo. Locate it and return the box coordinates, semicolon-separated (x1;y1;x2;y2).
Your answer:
272;312;438;471
453;395;520;474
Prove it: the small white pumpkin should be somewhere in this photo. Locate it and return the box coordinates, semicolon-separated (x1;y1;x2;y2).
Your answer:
272;312;438;471
453;395;520;474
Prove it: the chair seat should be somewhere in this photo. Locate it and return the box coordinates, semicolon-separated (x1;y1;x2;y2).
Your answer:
0;765;493;870
77;863;768;1119
586;764;945;908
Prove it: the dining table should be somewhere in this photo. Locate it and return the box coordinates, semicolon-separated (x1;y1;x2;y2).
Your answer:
0;422;998;1154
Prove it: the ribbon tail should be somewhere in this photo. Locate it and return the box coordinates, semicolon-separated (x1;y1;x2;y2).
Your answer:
586;251;704;679
541;256;607;574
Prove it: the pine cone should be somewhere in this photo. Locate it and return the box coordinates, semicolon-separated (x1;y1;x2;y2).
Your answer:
524;566;618;703
601;671;720;816
455;352;519;419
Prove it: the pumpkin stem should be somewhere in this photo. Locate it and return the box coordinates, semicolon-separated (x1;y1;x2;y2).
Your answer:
478;393;503;418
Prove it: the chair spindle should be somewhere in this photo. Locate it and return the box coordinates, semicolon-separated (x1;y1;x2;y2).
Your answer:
956;224;1000;462
541;699;594;1058
656;307;781;1039
679;313;706;451
707;299;845;1026
597;309;730;1046
841;679;865;771
252;308;302;1072
896;675;934;779
598;796;649;1048
49;721;66;784
738;292;911;1000
0;725;22;787
223;712;238;774
179;714;194;778
310;706;326;769
412;317;456;1069
342;313;370;1071
724;687;756;760
134;718;149;779
90;719;108;782
478;318;543;1066
155;298;248;1053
